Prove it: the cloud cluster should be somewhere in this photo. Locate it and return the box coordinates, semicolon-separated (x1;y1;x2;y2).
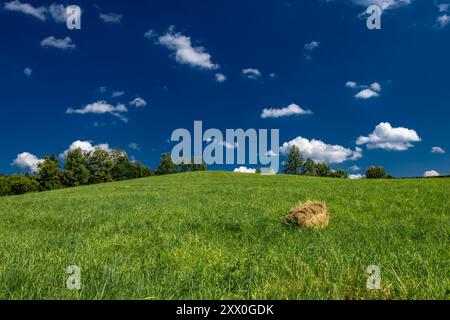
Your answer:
11;152;44;173
346;0;413;11
303;41;320;60
59;140;111;160
242;68;262;80
349;174;364;179
424;170;440;177
357;122;421;151
346;81;382;99
154;27;219;70
129;97;147;107
4;1;69;22
261;103;312;119
99;13;122;23
431;146;445;154
280;137;362;164
40;36;76;50
233;166;256;173
66;101;128;122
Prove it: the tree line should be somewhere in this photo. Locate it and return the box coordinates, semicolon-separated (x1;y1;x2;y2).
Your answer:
0;149;206;197
283;146;391;179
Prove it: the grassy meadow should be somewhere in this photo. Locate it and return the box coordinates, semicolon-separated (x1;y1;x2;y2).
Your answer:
0;171;448;300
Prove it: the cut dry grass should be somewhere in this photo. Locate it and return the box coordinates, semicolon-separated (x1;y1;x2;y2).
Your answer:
284;201;330;229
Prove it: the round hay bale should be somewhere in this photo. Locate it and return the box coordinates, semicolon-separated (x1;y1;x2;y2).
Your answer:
284;201;330;229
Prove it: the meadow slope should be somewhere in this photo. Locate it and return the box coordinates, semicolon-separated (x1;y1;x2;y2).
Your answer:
0;172;448;300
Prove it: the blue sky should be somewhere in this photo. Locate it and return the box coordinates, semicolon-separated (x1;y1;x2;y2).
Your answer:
0;0;449;177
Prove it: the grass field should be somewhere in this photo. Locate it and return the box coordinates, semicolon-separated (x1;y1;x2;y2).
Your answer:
0;171;448;300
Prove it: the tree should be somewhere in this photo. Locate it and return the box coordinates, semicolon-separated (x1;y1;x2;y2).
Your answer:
62;149;90;187
314;162;332;177
366;166;387;179
156;153;177;175
35;155;62;191
87;149;115;184
284;146;304;175
302;158;316;176
0;177;11;196
7;175;39;195
332;169;348;179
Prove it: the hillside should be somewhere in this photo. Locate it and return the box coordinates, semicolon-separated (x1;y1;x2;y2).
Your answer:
0;172;448;299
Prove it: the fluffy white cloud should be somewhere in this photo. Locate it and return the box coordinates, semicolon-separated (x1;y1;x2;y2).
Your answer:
233;166;256;173
99;13;122;23
40;36;76;50
436;14;450;28
242;68;262;79
59;140;111;159
215;73;227;83
11;152;44;173
144;29;158;39
438;3;450;12
280;137;362;164
349;165;361;171
345;81;358;89
349;174;364;179
4;0;47;21
261;103;313;119
431;146;445;154
156;27;219;70
370;82;382;92
424;170;440;177
357;122;421;151
66;100;128;122
111;91;125;98
129;97;147;107
354;88;379;99
303;41;320;60
24;67;32;76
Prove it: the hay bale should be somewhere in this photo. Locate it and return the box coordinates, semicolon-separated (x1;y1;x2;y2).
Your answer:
284;201;329;229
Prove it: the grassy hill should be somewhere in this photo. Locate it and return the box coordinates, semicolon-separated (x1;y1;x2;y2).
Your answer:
0;171;448;300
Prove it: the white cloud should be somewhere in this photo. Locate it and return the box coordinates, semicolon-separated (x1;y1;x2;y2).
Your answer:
233;166;256;173
370;82;382;92
215;73;227;83
48;3;67;23
99;13;122;23
261;103;313;119
431;146;445;154
349;165;361;171
242;68;262;79
345;81;358;89
357;122;421;151
349;174;364;179
354;88;379;99
40;36;76;50
24;67;32;76
424;170;440;177
4;0;47;21
156;27;219;70
280;137;362;164
347;0;412;11
436;14;450;28
129;97;147;107
128;142;140;151
12;152;44;173
111;91;125;98
60;140;112;159
66;100;128;122
144;29;158;39
303;41;320;60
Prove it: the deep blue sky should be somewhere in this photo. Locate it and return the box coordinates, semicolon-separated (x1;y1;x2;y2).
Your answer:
1;0;449;177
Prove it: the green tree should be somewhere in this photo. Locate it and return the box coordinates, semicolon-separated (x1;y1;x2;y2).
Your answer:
314;162;332;177
7;175;39;195
332;169;348;179
156;153;177;175
366;166;387;179
283;146;304;175
35;155;62;191
87;149;115;184
63;149;90;187
0;177;11;196
302;158;316;176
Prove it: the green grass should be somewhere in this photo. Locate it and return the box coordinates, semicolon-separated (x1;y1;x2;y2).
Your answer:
0;171;448;300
